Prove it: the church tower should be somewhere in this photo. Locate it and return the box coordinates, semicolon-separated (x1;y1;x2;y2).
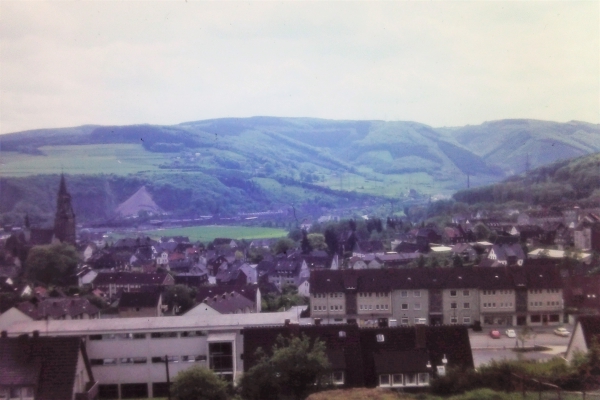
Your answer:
54;174;77;245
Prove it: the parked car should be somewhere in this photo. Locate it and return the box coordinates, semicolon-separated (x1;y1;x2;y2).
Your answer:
505;329;516;338
489;330;501;339
553;327;570;337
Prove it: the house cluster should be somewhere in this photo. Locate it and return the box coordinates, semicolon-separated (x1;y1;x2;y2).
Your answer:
0;311;473;399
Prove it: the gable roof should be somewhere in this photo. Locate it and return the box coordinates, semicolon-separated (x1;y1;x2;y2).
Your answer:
17;298;99;320
578;315;600;349
0;335;92;400
93;272;169;286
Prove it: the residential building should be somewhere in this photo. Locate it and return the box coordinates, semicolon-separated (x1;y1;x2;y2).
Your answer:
310;265;564;327
118;292;163;318
0;333;97;400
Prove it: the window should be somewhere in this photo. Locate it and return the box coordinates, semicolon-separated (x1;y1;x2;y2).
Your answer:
450;290;457;297
120;357;147;364
463;317;471;324
531;315;541;323
152;383;171;398
392;374;403;386
98;384;119;399
376;334;385;342
450;317;458;324
450;302;457;309
376;305;380;310
401;303;408;310
463;290;470;296
379;374;390;386
414;303;421;310
150;332;177;339
405;373;417;385
463;302;470;309
418;373;430;385
151;357;164;363
181;330;207;337
401;291;408;298
209;342;234;373
121;383;148;399
401;317;409;325
414;290;421;297
332;371;345;385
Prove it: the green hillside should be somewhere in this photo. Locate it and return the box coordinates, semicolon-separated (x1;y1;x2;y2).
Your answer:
442;119;600;175
453;152;600;206
1;117;598;224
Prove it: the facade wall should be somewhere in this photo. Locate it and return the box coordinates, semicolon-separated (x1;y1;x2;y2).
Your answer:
88;329;242;398
442;289;480;325
480;289;516;326
311;293;346;320
391;289;429;325
356;292;392;326
527;289;563;325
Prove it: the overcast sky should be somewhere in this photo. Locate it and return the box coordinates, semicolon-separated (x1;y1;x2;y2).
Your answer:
1;1;598;134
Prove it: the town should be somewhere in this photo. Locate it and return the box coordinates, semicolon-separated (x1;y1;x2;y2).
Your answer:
1;174;599;400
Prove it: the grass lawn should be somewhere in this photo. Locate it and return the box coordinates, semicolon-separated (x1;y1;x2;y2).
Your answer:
0;144;169;176
128;225;288;243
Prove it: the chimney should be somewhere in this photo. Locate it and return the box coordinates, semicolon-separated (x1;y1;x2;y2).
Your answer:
415;325;427;349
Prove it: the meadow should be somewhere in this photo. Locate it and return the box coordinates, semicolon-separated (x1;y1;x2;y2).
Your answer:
114;225;288;244
0;144;169;176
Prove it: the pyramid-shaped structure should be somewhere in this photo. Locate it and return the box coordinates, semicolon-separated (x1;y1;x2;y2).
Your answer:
115;186;163;217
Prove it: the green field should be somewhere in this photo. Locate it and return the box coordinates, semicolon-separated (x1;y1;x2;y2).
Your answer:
0;144;169;176
122;225;288;243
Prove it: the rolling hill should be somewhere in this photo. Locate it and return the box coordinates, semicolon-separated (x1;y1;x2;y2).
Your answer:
0;117;598;224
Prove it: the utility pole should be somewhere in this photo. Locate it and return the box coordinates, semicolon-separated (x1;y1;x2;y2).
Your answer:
165;355;171;400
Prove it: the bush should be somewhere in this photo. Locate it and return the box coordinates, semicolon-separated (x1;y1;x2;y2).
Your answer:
171;366;228;400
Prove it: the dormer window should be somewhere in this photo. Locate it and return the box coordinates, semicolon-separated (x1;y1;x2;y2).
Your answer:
376;334;385;342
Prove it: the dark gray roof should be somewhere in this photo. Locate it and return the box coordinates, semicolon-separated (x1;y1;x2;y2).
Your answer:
118;291;161;308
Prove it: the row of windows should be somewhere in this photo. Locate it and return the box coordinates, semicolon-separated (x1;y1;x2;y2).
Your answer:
449;290;470;297
313;305;344;311
401;303;421;310
91;355;207;366
450;302;470;309
450;317;471;324
482;290;513;295
89;331;208;340
379;373;429;387
530;301;561;307
358;292;389;298
359;304;389;311
400;317;428;325
530;289;560;294
400;290;421;297
483;302;513;308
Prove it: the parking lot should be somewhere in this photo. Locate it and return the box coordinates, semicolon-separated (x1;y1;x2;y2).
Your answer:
469;325;573;367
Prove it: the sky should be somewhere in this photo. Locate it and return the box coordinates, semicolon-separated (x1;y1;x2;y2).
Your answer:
1;1;599;134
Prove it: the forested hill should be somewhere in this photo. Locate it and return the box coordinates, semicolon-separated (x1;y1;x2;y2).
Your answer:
1;117;598;224
453;152;600;206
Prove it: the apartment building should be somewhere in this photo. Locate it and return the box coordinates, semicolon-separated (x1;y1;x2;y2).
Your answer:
310;265;564;327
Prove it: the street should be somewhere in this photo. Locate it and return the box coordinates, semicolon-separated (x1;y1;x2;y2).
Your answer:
469;325;573;367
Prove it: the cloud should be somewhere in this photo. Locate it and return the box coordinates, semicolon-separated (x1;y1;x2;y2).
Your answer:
1;1;598;134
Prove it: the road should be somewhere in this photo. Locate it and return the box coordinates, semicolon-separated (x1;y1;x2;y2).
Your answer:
469;325;573;367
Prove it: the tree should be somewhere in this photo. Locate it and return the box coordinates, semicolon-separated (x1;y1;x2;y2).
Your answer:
301;230;312;254
323;227;338;255
164;284;196;315
25;243;80;285
517;326;537;348
452;254;464;268
171;366;228;400
240;334;330;400
307;233;327;251
272;238;295;255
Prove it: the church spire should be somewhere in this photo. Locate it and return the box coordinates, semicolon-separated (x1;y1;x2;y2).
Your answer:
54;174;76;245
